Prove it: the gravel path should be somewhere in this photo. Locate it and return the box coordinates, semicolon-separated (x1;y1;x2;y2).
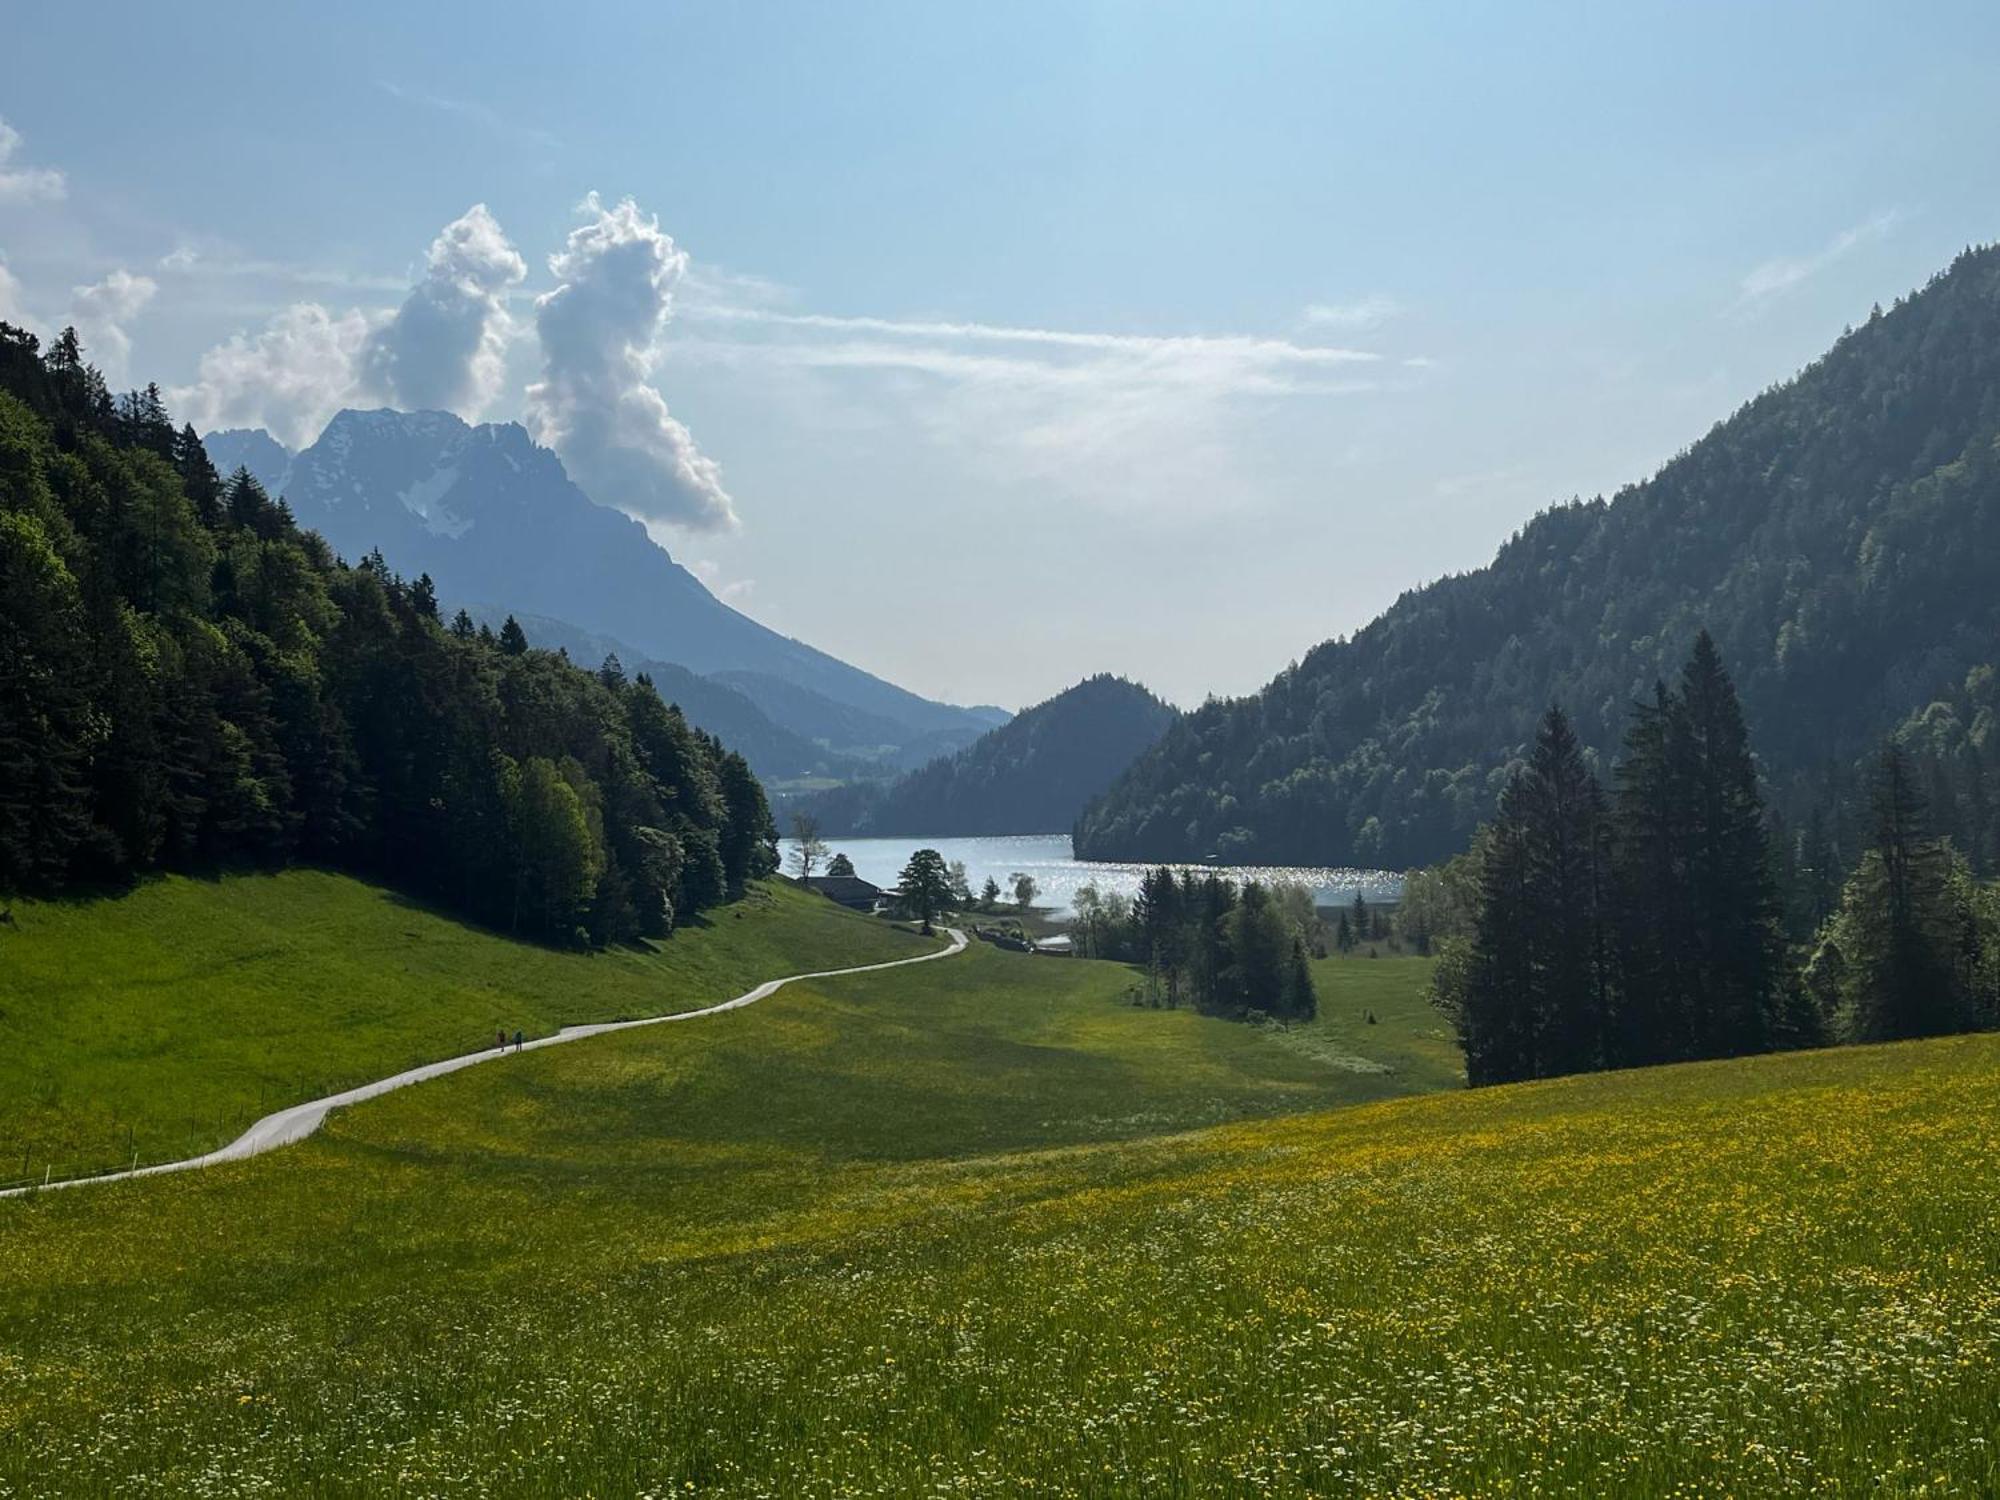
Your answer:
3;927;968;1198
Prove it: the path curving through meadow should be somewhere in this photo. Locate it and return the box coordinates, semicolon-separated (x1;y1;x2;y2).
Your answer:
3;927;968;1199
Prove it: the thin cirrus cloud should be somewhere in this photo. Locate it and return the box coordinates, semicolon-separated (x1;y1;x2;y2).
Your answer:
0;118;65;203
668;294;1404;520
1301;294;1401;330
375;80;559;152
1736;210;1903;307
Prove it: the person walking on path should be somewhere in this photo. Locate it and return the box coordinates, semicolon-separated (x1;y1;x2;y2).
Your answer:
497;1029;507;1052
513;1028;524;1053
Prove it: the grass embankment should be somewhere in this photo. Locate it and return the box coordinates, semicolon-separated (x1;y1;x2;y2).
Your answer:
2;919;1994;1494
0;871;935;1181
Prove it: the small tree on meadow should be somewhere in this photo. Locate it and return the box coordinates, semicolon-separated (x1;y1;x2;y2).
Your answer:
789;811;827;883
981;876;1002;910
1011;872;1039;910
899;848;955;935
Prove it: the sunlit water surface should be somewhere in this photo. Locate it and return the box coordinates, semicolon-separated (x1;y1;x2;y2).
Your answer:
780;833;1402;918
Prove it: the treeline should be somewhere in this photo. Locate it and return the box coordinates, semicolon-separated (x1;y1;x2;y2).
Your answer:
1077;243;2000;870
1070;869;1318;1022
0;323;776;944
1428;632;1998;1086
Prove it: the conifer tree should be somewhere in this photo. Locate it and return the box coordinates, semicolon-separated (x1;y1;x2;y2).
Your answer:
1281;935;1318;1020
1675;631;1783;1056
1835;746;1986;1040
1457;707;1612;1083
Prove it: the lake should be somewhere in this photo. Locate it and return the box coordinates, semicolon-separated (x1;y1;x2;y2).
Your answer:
781;833;1403;917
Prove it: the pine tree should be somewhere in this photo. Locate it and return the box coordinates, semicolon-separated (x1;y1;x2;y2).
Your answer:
1610;680;1693;1066
1458;707;1613;1084
1460;802;1536;1084
1281;935;1318;1020
499;615;529;656
173;423;223;527
1680;633;1783;1054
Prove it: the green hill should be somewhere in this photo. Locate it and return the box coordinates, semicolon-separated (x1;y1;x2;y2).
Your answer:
807;674;1178;835
1077;244;2000;867
3;917;1992;1493
0;871;934;1182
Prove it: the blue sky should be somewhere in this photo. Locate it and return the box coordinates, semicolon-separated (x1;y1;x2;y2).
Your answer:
6;1;1999;707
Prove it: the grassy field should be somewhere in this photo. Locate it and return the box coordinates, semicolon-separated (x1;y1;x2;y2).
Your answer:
0;871;937;1182
1;897;1994;1495
1297;949;1461;1090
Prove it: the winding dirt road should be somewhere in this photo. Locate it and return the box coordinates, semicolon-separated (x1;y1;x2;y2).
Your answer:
3;927;968;1199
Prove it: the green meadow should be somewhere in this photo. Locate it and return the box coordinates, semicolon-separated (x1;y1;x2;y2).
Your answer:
0;872;935;1182
1;877;1995;1495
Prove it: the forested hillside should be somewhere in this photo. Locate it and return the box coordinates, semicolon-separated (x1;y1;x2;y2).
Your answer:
0;324;776;945
1077;245;2000;868
804;675;1177;835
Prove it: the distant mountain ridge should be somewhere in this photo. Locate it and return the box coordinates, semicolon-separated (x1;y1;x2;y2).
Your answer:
1077;244;2000;868
806;675;1178;836
203;410;1001;751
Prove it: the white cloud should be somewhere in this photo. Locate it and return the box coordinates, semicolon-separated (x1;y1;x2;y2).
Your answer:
666;296;1404;521
375;80;559;151
0;119;65;204
157;243;407;294
0;257;29;327
1737;211;1902;306
689;557;755;605
361;203;525;416
690;303;1378;375
526;193;737;533
170;302;379;448
68;269;158;382
1301;295;1400;330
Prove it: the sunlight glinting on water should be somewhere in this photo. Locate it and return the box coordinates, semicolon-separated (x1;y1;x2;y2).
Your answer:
780;833;1403;917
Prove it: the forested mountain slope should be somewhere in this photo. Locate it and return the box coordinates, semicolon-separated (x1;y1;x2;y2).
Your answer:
0;325;777;945
1077;245;2000;867
807;675;1177;835
201;410;998;747
475;610;873;786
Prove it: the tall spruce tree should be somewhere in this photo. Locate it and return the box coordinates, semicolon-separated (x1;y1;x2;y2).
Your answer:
1457;707;1613;1084
1612;633;1783;1063
1676;631;1783;1055
1610;680;1694;1066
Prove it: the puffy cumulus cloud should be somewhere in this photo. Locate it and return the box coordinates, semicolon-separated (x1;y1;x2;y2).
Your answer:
0;118;66;203
361;203;525;415
526;194;737;533
68;269;157;382
170;302;378;449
